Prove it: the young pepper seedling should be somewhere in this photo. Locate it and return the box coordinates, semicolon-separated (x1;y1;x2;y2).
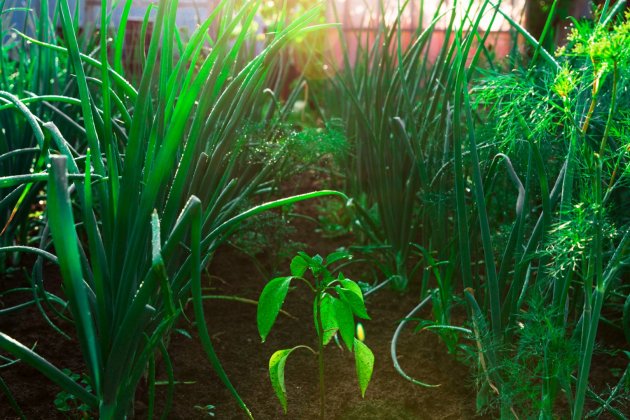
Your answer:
257;251;374;418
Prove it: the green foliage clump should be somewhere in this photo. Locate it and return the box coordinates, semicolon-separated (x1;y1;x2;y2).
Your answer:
487;296;580;418
467;5;630;418
229;204;306;277
544;201;619;280
54;369;94;418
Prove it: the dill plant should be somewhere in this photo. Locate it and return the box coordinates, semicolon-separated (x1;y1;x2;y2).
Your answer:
268;121;348;192
465;4;630;418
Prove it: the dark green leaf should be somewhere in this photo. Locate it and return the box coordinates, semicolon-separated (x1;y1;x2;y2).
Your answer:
47;157;101;389
0;333;97;408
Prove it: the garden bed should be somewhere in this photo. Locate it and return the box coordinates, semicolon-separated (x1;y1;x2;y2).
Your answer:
1;172;627;419
1;195;485;419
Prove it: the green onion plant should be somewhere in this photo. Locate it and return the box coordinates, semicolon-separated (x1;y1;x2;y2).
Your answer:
0;0;92;272
316;0;499;293
0;0;343;417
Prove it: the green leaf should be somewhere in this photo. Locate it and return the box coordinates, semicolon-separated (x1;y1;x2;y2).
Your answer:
258;277;292;342
354;338;374;398
268;348;296;413
304;253;324;275
298;252;327;280
175;329;192;339
47;157;102;393
319;295;338;345
337;279;370;320
290;255;308;277
332;298;354;351
0;332;97;408
325;250;351;266
322;270;335;286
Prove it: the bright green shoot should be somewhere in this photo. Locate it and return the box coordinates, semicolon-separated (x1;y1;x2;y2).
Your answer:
257;251;374;418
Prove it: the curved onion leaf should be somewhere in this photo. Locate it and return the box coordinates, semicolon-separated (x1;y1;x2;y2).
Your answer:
0;333;97;408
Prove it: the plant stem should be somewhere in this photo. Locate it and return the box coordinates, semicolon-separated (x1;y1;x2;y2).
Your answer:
315;290;326;420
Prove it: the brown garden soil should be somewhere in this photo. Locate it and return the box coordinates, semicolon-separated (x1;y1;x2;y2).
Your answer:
0;172;627;419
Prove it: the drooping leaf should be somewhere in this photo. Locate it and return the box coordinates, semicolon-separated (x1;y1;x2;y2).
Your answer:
319;294;338;345
354;338;374;398
0;332;97;408
268;348;297;413
290;255;308;277
332;297;354;351
337;279;370;320
258;277;292;342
